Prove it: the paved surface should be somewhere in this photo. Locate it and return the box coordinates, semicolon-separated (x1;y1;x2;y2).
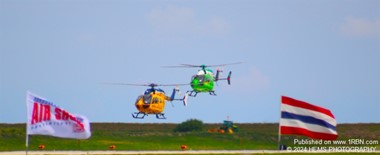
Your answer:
0;150;278;155
1;150;380;155
0;150;286;155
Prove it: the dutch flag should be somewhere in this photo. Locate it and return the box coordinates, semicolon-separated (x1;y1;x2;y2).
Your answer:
280;96;338;140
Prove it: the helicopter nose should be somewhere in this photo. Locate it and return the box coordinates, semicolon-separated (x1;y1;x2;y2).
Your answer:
142;105;149;109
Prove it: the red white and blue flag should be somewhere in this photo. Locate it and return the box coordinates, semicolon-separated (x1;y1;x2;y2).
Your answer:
280;96;337;140
26;92;91;139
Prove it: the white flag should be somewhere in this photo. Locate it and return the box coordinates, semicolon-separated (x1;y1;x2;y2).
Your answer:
26;92;91;139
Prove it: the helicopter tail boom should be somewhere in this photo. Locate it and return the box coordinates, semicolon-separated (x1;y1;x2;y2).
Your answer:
170;87;188;106
215;69;221;82
170;88;176;101
215;71;232;85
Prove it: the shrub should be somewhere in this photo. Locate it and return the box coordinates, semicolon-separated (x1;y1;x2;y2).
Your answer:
174;119;203;132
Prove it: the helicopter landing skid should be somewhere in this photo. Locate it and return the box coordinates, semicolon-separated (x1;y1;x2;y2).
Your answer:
155;113;166;119
132;112;147;119
132;112;166;119
187;90;217;97
186;91;198;97
209;91;217;96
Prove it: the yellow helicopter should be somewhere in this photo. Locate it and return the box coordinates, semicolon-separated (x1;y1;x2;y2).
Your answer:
106;83;188;119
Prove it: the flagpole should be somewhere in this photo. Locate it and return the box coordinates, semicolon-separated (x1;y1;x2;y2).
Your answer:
278;123;282;150
26;134;29;155
26;92;29;155
278;96;282;150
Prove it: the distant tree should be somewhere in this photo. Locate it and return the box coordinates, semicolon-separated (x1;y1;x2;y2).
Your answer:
174;119;203;132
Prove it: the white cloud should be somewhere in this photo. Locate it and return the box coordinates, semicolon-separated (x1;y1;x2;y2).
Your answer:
340;17;380;38
146;5;230;37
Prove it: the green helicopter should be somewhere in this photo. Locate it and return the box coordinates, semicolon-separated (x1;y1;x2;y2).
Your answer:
163;63;241;97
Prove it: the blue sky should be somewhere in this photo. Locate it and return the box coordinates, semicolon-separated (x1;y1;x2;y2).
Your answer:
1;0;379;123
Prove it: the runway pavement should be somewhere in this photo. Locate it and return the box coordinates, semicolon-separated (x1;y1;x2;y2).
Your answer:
0;150;284;155
1;150;380;155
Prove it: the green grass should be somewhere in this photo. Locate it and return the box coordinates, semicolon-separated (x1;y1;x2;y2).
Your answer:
0;123;379;151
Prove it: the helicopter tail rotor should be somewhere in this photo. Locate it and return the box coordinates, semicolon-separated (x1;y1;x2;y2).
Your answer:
168;86;189;106
183;93;189;106
227;71;232;85
215;68;231;85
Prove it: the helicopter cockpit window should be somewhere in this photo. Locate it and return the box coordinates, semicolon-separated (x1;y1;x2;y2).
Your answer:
159;98;163;103
204;76;211;82
191;75;196;81
143;94;152;104
197;75;205;82
152;97;159;104
136;95;143;103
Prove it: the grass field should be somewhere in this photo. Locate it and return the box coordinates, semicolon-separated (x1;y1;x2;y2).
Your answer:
0;123;379;152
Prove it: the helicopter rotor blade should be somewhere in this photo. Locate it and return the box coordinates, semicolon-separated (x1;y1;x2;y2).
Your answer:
162;64;207;68
161;64;200;68
162;62;242;68
205;62;243;67
180;64;203;67
161;65;193;68
158;83;190;87
101;82;150;86
102;82;189;87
